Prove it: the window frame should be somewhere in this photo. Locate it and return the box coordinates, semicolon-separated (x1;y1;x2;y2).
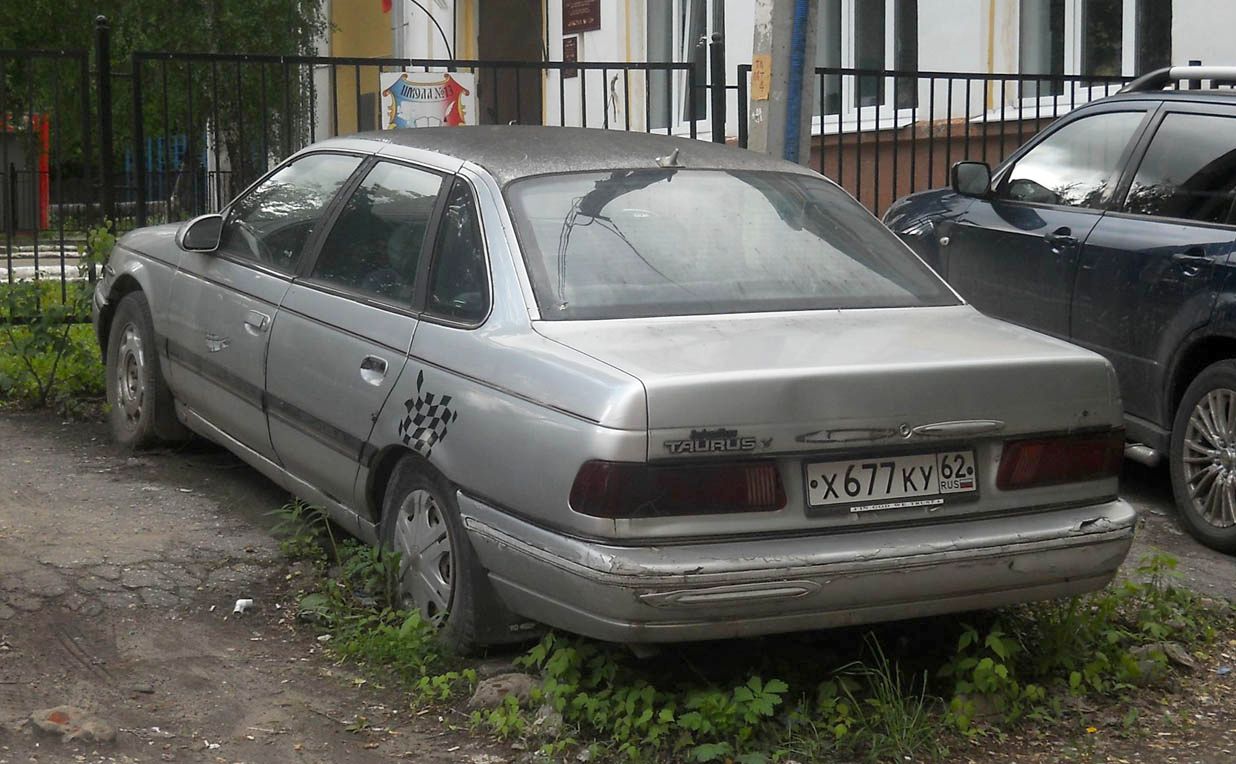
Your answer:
811;0;919;136
296;156;452;310
1110;103;1236;230
989;103;1156;213
416;175;495;330
215;150;369;279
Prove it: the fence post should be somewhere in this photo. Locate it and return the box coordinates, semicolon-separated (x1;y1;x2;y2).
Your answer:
132;56;147;227
710;33;726;144
94;15;115;233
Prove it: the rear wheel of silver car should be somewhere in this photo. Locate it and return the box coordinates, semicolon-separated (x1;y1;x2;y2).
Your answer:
1171;360;1236;552
379;458;493;655
105;292;185;449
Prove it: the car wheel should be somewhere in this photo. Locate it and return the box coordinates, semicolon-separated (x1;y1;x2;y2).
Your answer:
379;458;494;655
105;292;186;449
1170;360;1236;552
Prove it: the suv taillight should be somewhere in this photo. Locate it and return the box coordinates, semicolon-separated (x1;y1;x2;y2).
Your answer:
569;460;787;519
996;432;1123;490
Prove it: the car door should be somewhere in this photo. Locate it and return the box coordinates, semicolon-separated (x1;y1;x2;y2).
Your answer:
265;159;449;508
1072;106;1236;425
941;108;1151;338
165;152;365;458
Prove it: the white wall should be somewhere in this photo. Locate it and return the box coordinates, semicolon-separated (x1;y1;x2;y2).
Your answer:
1171;0;1236;67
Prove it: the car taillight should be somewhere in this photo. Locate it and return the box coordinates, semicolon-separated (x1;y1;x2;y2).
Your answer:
997;431;1124;490
569;460;787;519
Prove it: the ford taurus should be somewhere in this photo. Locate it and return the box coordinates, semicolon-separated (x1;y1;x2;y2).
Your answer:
93;126;1136;651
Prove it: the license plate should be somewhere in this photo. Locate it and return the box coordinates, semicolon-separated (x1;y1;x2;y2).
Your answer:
805;450;977;512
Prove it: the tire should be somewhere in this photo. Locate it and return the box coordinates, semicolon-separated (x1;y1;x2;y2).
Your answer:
105;291;186;449
1170;359;1236;553
379;458;504;655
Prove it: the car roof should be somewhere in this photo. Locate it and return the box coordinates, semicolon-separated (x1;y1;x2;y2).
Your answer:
318;125;820;186
1084;90;1236;109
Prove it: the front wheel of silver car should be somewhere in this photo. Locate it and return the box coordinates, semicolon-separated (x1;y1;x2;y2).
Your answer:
105;291;185;449
1170;360;1236;553
379;458;498;655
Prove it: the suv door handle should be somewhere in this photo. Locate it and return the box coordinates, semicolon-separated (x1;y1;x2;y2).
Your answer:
359;355;388;386
242;310;270;335
1172;250;1212;278
1043;228;1078;247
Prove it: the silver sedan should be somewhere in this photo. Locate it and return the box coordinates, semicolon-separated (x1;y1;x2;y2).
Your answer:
93;126;1136;651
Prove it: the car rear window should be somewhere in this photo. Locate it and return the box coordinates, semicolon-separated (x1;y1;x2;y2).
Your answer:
505;169;959;320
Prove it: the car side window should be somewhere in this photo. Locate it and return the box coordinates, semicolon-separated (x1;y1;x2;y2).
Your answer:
311;162;445;303
1123;113;1236;225
426;179;489;323
1000;111;1145;209
219;153;363;272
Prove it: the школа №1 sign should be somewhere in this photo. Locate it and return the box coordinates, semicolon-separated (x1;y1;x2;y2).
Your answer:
380;72;476;128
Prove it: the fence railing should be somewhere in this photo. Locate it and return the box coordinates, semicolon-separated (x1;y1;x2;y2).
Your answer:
6;27;1230;323
739;66;1132;216
123;52;700;228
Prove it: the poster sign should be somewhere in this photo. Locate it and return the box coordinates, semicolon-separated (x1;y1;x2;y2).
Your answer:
563;0;600;33
563;37;579;79
751;55;772;101
380;72;476;129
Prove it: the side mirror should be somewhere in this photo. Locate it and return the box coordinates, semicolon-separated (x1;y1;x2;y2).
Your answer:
176;213;223;252
951;161;992;198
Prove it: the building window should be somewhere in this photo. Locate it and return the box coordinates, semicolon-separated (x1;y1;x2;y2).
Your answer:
647;0;709;130
1135;0;1171;73
813;0;918;118
1081;0;1123;79
1018;0;1172;89
1020;0;1065;97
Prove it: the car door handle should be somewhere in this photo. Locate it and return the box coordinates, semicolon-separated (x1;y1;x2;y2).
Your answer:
242;310;270;335
1172;250;1212;278
359;355;388;386
1043;228;1077;247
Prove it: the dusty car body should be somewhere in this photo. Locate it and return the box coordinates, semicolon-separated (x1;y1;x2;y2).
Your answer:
93;126;1136;649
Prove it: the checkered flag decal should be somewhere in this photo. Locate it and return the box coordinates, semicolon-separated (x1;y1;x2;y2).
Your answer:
397;370;459;458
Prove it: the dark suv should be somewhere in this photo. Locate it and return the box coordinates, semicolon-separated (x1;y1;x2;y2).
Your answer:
885;66;1236;552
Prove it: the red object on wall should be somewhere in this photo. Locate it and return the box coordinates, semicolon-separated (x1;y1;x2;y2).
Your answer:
381;0;392;12
0;112;50;231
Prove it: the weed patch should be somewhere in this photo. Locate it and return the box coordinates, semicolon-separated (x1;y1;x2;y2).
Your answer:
272;502;1233;762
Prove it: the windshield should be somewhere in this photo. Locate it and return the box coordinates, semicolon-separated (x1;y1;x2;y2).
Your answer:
505;169;959;320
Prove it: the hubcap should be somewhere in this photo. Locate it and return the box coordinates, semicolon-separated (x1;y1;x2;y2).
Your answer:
392;489;453;624
1183;388;1236;528
115;323;145;426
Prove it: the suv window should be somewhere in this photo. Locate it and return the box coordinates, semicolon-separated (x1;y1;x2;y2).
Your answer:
1123;113;1236;225
311;162;445;303
426;179;489;323
1001;111;1144;209
219;153;363;272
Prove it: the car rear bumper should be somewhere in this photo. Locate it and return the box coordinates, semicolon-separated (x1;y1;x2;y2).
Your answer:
460;495;1137;643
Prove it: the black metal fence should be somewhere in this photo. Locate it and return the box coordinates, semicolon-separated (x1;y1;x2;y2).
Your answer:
123;53;701;228
0;47;93;302
739;66;1133;215
5;17;1230;322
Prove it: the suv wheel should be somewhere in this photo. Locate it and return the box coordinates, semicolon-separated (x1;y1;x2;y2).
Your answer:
1170;360;1236;552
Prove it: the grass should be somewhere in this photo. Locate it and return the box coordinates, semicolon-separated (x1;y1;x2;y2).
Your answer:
268;499;1234;763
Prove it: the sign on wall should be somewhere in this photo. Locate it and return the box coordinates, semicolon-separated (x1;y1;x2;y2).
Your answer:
563;37;579;79
380;72;477;129
563;0;600;33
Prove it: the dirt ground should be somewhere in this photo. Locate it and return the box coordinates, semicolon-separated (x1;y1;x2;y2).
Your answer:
0;412;505;763
2;410;1236;763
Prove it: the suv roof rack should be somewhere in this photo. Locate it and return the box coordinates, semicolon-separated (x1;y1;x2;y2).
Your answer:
1121;66;1236;93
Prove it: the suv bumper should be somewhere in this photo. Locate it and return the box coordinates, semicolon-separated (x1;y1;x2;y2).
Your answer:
460;495;1137;643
